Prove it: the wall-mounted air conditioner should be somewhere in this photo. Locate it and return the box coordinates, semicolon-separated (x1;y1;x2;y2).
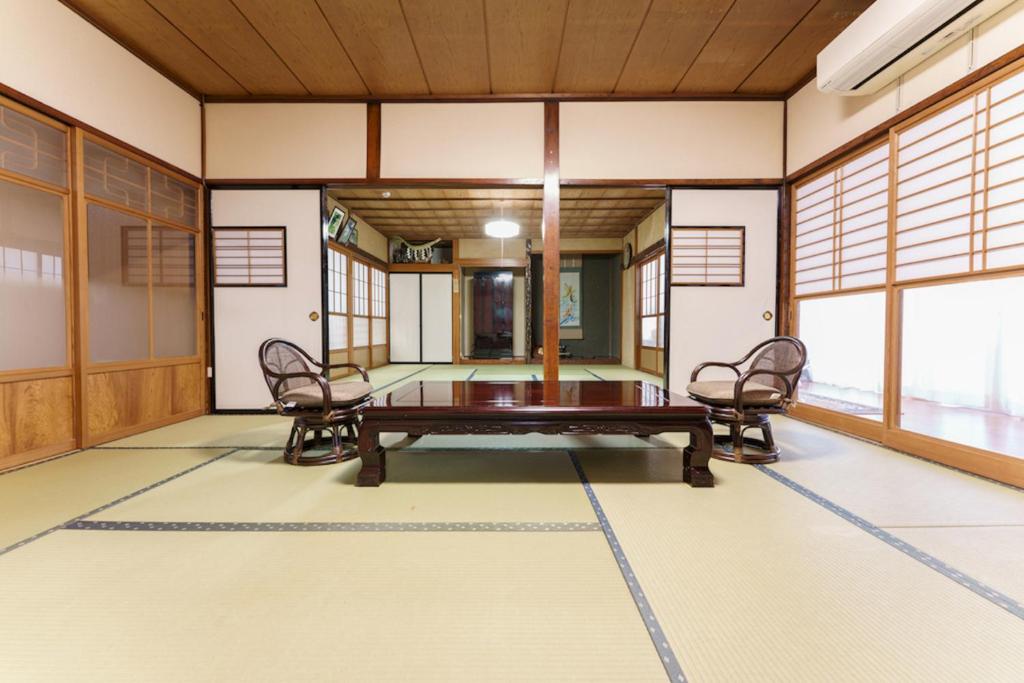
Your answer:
817;0;1016;95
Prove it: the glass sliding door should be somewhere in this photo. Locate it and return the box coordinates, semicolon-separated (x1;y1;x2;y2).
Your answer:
792;143;889;426
789;58;1024;485
0;97;75;467
898;274;1024;459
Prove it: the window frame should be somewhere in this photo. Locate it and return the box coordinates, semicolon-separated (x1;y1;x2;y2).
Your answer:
211;226;287;288
787;56;1024;488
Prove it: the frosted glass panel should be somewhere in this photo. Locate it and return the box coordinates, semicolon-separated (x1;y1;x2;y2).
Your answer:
353;316;369;347
329;314;348;350
372;318;386;345
0;179;67;370
0;104;67;188
87;204;149;362
152;226;196;357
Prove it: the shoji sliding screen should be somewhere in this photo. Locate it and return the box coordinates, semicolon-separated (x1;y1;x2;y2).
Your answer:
0;97;75;467
790;57;1024;486
792;142;890;424
80;134;204;444
891;64;1024;465
326;243;389;378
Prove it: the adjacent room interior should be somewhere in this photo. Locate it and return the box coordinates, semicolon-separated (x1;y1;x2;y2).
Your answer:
2;0;1024;680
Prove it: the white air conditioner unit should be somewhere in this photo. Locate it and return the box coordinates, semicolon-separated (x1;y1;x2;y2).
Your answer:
817;0;1016;95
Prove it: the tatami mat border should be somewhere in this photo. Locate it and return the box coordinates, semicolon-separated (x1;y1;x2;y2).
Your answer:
756;464;1024;621
569;451;686;683
585;369;607;381
0;449;240;558
371;365;432;393
467;369;478;380
67;520;601;532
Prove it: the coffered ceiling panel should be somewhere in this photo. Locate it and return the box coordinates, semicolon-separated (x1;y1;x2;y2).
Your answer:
62;0;873;98
329;187;665;240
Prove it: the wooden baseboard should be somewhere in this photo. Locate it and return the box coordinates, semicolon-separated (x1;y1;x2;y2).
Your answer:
789;404;1024;489
0;439;79;473
85;408;206;448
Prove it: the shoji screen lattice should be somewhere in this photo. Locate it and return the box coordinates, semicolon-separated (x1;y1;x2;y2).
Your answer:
794;144;890;295
895;67;1024;281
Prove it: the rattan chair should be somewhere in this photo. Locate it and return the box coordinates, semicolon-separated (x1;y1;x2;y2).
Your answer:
259;338;373;466
687;336;807;464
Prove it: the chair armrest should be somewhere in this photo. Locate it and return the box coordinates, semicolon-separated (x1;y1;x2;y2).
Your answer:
270;371;333;416
734;369;795;412
690;362;741;382
326;363;370;382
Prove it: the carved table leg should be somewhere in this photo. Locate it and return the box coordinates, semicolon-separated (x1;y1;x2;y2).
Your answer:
682;418;714;488
356;424;386;486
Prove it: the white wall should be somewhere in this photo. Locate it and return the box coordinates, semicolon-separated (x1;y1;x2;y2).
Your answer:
668;189;778;395
381;103;544;179
211;190;323;409
787;0;1024;173
561;102;784;180
206;103;367;180
0;0;201;176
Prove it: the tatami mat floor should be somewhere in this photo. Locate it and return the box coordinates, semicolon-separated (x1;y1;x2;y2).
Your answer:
1;363;1022;681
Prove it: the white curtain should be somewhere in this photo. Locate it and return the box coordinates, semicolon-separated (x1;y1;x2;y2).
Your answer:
799;292;886;395
902;276;1024;415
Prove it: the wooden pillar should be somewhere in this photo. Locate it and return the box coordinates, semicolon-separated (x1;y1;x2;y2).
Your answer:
542;102;560;382
366;102;381;180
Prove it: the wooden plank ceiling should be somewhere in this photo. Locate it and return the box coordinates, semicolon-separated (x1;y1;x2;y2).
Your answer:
329;187;665;240
63;0;872;98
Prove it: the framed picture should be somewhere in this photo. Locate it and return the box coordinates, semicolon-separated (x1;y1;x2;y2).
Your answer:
326;207;345;241
339;217;358;245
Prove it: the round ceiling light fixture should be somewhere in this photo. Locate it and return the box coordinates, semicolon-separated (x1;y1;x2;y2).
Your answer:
484;219;520;239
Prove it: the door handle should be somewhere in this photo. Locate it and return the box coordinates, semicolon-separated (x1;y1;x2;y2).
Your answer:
309;311;320;321
762;311;773;321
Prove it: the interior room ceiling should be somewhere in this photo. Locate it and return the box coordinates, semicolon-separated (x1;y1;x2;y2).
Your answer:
328;187;665;240
63;0;873;99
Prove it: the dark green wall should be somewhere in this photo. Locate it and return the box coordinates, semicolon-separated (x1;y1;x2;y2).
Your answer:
530;253;622;359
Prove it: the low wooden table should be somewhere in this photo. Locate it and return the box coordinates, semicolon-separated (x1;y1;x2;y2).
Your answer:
356;380;714;487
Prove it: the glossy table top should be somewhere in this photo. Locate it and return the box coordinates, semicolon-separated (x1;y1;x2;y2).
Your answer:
366;380;706;414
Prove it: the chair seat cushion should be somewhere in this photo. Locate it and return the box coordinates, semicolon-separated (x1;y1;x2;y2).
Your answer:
281;380;373;408
686;380;782;407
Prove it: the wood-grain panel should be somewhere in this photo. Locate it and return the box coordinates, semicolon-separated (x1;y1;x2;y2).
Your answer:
485;0;569;93
231;0;368;96
85;363;203;443
675;0;817;93
146;0;308;95
402;0;490;95
64;0;248;96
317;0;430;95
614;0;732;93
0;376;75;468
553;0;652;93
737;0;871;94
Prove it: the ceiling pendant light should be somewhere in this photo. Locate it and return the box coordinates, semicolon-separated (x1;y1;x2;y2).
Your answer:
484;203;519;239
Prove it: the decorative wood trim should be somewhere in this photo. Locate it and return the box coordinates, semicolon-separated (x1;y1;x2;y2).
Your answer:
388;262;457;273
562;178;783;188
366;102;381;180
456;257;528;268
542;101;560;382
204;93;783;104
209;177;544;188
786;43;1024;183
